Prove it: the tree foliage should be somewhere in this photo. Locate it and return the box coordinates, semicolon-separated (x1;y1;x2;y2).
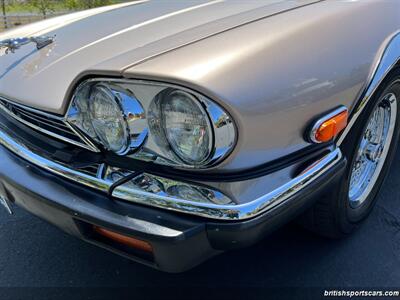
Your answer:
1;0;7;28
2;0;119;20
28;0;55;17
65;0;112;10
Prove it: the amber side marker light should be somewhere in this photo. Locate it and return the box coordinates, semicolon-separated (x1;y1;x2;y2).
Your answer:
93;226;153;253
310;107;348;143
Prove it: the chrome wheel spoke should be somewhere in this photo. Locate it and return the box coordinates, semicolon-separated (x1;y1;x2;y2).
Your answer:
348;93;397;208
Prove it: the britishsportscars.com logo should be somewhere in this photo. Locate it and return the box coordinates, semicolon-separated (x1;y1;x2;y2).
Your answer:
324;290;400;298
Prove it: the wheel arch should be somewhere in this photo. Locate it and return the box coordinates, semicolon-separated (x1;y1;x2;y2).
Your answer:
337;30;400;146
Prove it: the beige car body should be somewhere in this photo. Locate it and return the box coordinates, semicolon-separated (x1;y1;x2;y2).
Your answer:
0;0;398;172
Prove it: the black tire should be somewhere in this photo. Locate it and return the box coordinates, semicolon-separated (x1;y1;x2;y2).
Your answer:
299;68;400;238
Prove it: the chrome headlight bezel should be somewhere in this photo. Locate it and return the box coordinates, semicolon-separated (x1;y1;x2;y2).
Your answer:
66;81;148;156
66;78;237;169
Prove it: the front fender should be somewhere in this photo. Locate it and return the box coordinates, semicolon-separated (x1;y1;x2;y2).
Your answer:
338;31;400;146
124;0;400;172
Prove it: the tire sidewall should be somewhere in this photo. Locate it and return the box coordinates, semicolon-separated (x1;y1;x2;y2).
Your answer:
338;72;400;231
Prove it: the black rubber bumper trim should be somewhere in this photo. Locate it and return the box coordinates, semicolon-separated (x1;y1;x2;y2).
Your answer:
0;106;332;183
0;144;346;272
105;142;333;183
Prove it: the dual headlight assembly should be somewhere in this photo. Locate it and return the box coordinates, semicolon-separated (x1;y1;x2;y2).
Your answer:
66;79;236;168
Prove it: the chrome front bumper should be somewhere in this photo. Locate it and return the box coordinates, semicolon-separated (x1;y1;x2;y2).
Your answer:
0;115;343;220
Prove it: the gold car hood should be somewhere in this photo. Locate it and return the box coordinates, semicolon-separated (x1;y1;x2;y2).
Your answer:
0;0;320;114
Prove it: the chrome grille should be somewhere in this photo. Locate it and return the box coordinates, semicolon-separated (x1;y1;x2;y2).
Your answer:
75;163;104;177
0;98;97;151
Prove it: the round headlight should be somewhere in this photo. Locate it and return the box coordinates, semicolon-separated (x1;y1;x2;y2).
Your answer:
68;79;236;168
88;84;129;154
161;90;213;164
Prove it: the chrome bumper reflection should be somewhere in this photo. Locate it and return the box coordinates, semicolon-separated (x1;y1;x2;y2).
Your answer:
0;125;342;220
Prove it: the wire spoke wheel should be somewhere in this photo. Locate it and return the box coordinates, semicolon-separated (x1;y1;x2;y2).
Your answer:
300;72;400;238
348;93;397;208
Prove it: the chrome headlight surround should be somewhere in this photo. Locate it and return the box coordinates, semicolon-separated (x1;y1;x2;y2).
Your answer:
66;78;237;169
66;81;148;155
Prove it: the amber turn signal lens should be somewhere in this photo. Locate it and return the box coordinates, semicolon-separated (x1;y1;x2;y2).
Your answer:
93;226;153;253
312;108;348;143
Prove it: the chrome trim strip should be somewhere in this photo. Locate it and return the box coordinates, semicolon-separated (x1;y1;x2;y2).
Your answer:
113;149;342;220
0;119;341;220
0;96;99;152
0;125;111;192
310;106;348;144
0;195;13;215
63;121;100;152
337;31;400;146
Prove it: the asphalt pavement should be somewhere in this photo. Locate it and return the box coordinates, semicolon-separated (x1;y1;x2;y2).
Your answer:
1;150;400;298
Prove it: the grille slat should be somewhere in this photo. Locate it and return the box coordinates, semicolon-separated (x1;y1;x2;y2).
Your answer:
13;107;70;128
0;98;97;151
76;163;102;177
10;106;80;140
13;111;78;137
